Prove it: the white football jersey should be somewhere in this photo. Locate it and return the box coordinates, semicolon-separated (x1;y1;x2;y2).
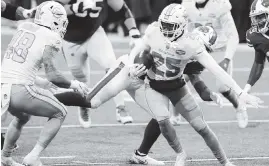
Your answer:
144;22;205;81
182;0;232;49
1;22;62;85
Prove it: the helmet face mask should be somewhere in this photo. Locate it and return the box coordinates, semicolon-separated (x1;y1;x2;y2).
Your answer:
251;13;269;33
158;4;188;41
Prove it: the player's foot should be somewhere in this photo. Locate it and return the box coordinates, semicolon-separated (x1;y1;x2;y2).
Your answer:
224;161;236;166
1;156;23;166
170;115;182;126
12;144;19;153
174;151;187;166
78;107;91;128
116;106;133;124
129;150;164;165
236;104;248;128
22;155;43;166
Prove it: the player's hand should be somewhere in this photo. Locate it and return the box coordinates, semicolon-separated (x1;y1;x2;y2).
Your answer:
129;28;142;49
129;64;147;79
70;80;89;97
210;92;223;107
239;91;263;108
22;7;36;19
218;58;230;72
70;0;87;17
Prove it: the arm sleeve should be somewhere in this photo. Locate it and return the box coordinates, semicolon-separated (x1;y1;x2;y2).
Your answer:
247;50;266;86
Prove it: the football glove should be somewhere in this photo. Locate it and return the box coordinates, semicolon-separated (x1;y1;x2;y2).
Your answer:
22;7;36;19
129;64;147;79
70;0;87;17
218;58;231;72
129;28;142;49
239;91;263;108
70;80;89;97
210;92;223;108
243;84;252;93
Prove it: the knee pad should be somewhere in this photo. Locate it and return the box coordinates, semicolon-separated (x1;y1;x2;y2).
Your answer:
189;116;207;132
70;67;88;83
52;107;67;121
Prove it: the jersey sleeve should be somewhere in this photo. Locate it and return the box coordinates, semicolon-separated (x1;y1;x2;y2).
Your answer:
184;33;206;59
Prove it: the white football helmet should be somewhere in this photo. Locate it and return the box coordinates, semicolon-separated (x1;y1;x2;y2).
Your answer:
250;0;269;33
34;1;68;38
192;26;217;52
158;4;188;41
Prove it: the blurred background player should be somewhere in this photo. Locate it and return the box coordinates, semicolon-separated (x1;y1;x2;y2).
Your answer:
1;1;88;165
54;0;141;127
244;0;269;93
169;0;248;129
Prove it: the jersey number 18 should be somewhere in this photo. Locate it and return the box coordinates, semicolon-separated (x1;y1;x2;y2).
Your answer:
5;30;35;63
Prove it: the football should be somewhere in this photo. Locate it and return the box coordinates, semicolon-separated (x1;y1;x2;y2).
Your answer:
133;49;154;70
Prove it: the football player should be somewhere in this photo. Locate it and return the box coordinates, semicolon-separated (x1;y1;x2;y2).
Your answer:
126;4;261;166
1;0;35;20
1;2;88;166
54;0;141;127
174;0;249;128
244;0;269;93
43;4;262;166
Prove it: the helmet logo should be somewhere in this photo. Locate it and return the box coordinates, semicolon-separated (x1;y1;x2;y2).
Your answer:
51;7;64;18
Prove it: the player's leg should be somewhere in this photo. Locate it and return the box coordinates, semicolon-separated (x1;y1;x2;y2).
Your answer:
170;85;230;166
130;85;184;163
217;53;248;128
6;85;67;165
62;40;91;128
86;26;133;124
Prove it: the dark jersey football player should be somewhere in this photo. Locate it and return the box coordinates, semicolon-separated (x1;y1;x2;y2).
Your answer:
244;0;269;93
1;0;35;20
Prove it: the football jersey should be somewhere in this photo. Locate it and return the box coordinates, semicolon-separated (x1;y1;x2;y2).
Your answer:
1;22;62;85
64;0;108;43
145;22;205;81
246;28;269;57
182;0;232;49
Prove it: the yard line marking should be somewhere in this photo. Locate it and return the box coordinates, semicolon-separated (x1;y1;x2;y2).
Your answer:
2;120;269;130
69;156;269;165
16;156;76;159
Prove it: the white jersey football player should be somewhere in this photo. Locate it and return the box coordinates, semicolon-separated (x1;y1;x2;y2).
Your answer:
1;1;88;166
127;4;261;166
55;0;141;127
170;0;248;128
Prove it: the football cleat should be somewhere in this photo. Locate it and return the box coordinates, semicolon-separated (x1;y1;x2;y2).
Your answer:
22;156;43;166
129;150;165;165
236;109;248;129
116;106;133;124
1;156;23;166
174;151;187;166
78;107;91;128
170;115;182;126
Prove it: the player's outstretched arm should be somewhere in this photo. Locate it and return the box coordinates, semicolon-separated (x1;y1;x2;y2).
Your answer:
244;51;267;93
194;50;263;107
43;45;88;96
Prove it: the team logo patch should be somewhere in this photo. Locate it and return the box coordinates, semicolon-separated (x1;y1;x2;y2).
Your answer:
176;50;186;55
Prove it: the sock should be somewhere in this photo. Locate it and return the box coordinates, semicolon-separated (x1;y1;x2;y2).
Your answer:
2;118;24;157
198;126;228;165
32;118;63;157
138;118;161;154
158;118;183;153
221;89;239;108
1;133;5;150
54;91;91;108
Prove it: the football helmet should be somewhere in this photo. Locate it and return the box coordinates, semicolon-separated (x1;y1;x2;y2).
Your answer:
34;1;68;38
250;0;269;33
192;26;218;52
195;0;207;4
158;4;188;41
